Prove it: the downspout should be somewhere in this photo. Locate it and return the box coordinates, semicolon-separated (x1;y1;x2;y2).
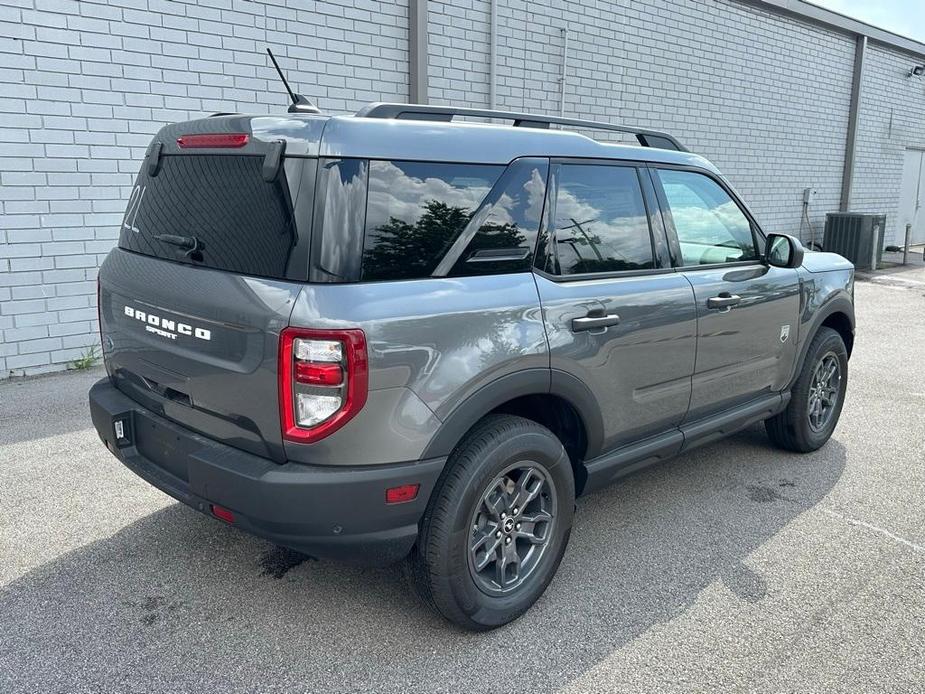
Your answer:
489;0;497;109
840;34;866;211
559;27;569;116
409;0;428;104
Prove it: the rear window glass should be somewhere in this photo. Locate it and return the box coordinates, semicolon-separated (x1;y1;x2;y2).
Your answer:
444;159;548;277
118;155;299;279
551;164;655;275
361;161;503;281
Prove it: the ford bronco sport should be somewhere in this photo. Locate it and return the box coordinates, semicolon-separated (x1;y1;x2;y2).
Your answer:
89;102;854;630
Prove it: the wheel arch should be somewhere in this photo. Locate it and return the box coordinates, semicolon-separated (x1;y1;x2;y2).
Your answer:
421;369;604;495
820;310;854;358
789;295;855;389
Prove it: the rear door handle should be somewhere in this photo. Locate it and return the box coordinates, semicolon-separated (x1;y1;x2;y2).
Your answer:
572;310;620;332
707;292;741;310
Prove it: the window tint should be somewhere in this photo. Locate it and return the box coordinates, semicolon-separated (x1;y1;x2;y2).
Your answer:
315;159;368;282
118;155;298;279
552;164;654;275
656;169;758;266
362;161;503;281
445;159;548;277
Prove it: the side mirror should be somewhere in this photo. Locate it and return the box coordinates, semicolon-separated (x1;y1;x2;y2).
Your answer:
765;233;804;269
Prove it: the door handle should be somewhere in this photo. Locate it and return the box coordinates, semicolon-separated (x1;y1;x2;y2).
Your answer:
572;309;620;332
707;292;741;310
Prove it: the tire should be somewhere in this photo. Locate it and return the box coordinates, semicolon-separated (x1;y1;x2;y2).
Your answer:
766;326;848;452
408;414;575;631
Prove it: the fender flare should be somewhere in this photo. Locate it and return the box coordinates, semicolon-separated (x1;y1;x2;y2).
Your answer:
420;369;605;460
788;293;855;389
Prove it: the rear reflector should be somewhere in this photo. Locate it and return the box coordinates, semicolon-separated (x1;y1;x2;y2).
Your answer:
385;484;420;504
177;133;249;149
211;505;235;523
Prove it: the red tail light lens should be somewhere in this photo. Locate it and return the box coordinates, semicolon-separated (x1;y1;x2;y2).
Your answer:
294;361;343;386
279;327;368;443
176;133;249;149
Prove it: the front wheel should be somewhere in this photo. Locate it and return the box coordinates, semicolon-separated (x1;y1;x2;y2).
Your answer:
766;326;848;452
409;415;575;631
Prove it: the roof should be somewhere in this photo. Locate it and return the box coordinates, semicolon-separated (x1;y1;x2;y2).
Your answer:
169;111;717;171
317;115;716;170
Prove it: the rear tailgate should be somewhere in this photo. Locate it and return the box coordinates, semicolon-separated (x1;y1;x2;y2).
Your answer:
98;115;324;462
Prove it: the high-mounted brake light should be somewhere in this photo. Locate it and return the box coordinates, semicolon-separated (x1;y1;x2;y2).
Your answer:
279;327;368;443
176;133;249;149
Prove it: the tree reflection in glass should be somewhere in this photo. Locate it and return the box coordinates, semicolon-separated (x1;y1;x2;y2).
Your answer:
362;161;501;281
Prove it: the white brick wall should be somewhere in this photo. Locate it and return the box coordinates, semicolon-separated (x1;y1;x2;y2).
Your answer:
0;0;409;377
429;0;859;246
1;0;922;377
851;43;925;241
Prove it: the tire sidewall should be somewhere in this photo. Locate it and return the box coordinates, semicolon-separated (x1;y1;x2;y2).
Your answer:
439;427;574;628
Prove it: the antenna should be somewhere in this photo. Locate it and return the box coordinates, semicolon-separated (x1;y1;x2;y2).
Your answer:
265;48;321;114
267;48;297;105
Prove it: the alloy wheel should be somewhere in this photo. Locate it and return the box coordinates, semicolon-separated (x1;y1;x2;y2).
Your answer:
807;351;841;432
467;463;557;595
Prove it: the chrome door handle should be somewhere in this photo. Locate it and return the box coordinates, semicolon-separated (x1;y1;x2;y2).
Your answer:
707;293;741;310
572;310;620;332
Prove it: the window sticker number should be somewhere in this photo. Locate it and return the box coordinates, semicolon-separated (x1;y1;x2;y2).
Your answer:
123;185;147;234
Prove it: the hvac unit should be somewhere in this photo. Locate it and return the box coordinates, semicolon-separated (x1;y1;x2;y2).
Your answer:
822;213;886;270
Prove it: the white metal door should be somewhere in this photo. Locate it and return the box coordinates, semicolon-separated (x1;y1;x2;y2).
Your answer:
899;149;925;245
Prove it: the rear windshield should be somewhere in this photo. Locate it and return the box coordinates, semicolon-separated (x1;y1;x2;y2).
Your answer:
118;155;301;279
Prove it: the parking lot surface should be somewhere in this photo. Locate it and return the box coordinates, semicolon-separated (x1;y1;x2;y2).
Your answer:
2;269;924;693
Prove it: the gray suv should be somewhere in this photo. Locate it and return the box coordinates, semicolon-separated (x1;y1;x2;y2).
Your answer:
89;103;854;630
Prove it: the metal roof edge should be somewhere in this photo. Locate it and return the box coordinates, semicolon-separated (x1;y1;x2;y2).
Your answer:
736;0;925;59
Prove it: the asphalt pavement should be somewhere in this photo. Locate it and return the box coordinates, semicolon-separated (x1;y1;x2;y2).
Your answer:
1;267;923;693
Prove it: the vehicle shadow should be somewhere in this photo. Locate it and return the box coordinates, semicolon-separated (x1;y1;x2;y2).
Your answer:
0;425;847;694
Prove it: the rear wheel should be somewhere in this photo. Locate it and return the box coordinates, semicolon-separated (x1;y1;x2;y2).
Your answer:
409;415;575;631
766;326;848;452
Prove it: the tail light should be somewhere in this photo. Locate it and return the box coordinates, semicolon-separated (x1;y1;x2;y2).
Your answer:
279;327;368;443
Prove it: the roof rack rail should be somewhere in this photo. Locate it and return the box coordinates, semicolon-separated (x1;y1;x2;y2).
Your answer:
355;102;687;152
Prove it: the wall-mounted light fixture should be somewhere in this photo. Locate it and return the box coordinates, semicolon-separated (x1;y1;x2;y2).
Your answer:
909;65;925;77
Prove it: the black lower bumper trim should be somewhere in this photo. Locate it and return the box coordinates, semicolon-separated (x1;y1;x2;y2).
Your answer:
88;378;445;566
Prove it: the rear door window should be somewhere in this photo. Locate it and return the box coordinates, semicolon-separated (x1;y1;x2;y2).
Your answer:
549;164;655;275
118;154;302;279
361;161;503;281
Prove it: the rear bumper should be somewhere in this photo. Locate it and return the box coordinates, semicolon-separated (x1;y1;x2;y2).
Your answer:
88;378;445;566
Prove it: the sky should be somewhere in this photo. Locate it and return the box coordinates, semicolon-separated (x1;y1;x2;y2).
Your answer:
810;0;925;43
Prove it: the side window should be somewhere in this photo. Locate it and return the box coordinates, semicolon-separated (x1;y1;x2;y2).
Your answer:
316;159;368;282
655;169;758;266
551;164;655;275
445;159;549;277
362;161;503;281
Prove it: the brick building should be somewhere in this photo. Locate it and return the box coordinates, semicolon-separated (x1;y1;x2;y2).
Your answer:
1;0;924;377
